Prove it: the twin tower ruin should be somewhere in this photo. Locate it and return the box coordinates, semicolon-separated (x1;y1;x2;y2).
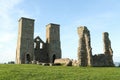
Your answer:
16;17;114;66
16;17;61;64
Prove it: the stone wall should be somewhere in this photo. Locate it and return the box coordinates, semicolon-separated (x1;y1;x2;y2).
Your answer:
92;32;114;67
77;26;114;67
102;32;114;66
16;18;62;64
103;32;113;55
46;23;61;63
16;17;114;66
16;17;34;64
77;26;92;66
34;36;49;63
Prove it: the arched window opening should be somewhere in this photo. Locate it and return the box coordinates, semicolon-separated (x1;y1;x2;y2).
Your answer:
26;54;30;63
36;38;40;41
40;43;43;49
52;54;56;63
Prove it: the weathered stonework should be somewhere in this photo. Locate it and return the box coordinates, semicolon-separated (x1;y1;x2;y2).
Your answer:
92;54;113;67
16;17;114;67
103;32;114;66
77;26;114;67
77;26;92;66
34;36;49;63
46;23;61;63
16;17;61;64
92;32;114;67
72;60;79;66
54;58;72;66
103;32;113;55
16;17;34;64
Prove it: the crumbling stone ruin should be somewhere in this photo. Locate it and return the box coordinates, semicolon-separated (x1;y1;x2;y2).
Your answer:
77;26;93;66
77;26;114;67
16;17;61;64
16;17;114;67
34;36;49;63
92;32;114;66
103;32;113;56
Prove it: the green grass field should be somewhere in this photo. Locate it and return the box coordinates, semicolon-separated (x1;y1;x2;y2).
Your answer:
0;64;120;80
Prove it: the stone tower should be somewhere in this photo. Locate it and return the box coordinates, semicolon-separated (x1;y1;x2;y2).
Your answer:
77;26;92;66
103;32;113;55
16;17;34;64
103;32;114;66
46;23;61;63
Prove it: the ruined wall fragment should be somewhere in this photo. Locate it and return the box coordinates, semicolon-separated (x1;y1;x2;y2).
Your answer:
103;32;114;66
103;32;113;55
77;26;92;66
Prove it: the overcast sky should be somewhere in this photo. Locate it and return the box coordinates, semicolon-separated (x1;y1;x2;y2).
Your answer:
0;0;120;63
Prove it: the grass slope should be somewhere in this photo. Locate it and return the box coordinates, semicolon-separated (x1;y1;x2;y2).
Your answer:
0;64;120;80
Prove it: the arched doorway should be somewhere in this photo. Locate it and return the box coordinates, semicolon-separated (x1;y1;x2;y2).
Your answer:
52;54;56;63
26;54;30;64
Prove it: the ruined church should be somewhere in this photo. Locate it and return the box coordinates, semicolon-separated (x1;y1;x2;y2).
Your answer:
16;17;114;67
77;26;114;67
16;17;61;64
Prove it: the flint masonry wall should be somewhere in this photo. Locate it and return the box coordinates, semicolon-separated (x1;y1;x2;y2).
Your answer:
16;18;62;64
102;32;114;66
77;27;114;67
16;17;34;64
77;26;93;66
103;32;113;55
16;17;114;66
46;23;61;63
92;32;114;67
34;36;49;63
